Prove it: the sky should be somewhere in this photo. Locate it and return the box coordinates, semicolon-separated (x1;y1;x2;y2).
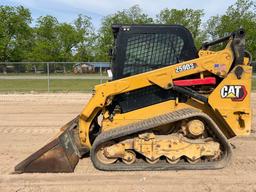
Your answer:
1;0;236;29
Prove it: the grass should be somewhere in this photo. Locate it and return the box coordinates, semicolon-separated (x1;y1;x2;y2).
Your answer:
0;79;106;93
0;79;255;93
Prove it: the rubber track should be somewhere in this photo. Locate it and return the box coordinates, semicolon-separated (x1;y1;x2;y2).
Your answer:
91;108;232;171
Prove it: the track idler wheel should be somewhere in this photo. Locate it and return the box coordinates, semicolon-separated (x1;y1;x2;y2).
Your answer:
146;158;160;164
122;150;136;165
96;142;118;165
166;157;180;164
187;157;200;164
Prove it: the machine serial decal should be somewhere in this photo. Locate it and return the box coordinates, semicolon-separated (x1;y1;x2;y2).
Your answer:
176;63;196;73
220;85;247;101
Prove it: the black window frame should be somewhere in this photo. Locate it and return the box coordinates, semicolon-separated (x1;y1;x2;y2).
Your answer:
111;24;198;80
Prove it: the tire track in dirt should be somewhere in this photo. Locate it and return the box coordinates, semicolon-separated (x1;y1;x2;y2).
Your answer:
1;172;256;192
0;127;57;134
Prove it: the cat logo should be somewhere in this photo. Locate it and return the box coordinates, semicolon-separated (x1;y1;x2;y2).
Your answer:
220;85;247;101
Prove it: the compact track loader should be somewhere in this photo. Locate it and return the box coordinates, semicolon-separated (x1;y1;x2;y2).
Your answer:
15;25;253;173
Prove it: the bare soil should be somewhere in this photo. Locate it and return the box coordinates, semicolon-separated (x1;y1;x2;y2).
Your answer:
0;93;255;192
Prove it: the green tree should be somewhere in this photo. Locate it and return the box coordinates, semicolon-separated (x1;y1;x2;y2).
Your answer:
27;15;95;71
28;15;60;62
57;23;79;61
157;8;205;48
0;5;32;73
97;5;153;61
205;0;256;59
73;14;95;61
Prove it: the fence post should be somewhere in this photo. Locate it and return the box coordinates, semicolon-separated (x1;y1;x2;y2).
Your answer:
47;62;50;92
100;64;102;84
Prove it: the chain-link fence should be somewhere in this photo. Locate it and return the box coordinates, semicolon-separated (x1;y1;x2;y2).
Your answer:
0;61;255;93
0;62;111;93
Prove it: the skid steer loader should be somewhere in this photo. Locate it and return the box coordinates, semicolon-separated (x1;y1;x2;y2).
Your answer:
15;25;252;173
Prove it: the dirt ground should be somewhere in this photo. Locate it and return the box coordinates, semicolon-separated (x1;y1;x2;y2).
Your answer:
0;93;255;192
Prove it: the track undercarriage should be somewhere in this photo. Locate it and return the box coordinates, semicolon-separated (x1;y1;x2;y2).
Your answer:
96;132;221;166
91;109;231;171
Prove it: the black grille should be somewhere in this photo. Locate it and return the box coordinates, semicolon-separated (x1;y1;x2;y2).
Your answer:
123;33;184;76
112;85;187;113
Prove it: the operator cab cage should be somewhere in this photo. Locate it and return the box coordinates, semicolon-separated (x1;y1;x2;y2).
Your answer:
111;24;198;80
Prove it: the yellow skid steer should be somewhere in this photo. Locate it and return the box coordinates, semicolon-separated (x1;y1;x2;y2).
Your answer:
15;25;252;173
